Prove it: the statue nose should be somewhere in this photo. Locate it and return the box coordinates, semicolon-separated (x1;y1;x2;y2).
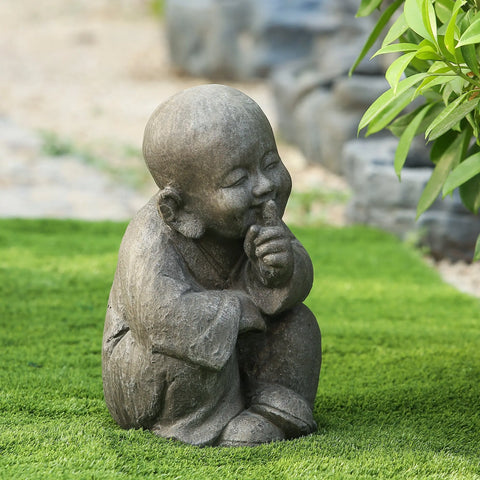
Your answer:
252;172;274;198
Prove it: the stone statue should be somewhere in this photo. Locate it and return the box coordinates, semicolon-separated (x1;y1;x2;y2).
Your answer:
102;84;322;447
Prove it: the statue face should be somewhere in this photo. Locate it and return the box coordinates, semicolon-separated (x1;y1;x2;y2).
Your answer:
183;118;292;240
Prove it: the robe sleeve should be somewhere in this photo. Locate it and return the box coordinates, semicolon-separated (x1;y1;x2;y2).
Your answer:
140;277;241;371
119;238;242;372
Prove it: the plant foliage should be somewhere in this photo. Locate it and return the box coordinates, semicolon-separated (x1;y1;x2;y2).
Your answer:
352;0;480;260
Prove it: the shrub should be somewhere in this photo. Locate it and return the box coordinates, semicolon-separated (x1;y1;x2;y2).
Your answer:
351;0;480;260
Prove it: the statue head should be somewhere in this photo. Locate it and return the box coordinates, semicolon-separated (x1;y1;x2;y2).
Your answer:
143;84;292;239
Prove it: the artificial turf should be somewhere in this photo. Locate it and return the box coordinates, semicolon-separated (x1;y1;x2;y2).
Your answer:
0;218;479;479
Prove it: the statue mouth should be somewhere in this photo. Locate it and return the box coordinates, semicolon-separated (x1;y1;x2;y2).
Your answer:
252;204;266;225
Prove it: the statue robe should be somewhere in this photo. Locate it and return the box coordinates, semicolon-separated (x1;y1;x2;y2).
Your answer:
102;194;313;446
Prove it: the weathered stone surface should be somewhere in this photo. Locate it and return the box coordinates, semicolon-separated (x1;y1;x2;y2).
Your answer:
419;210;480;261
248;0;340;77
344;138;480;261
272;67;388;173
165;0;250;79
165;0;380;79
270;61;332;144
344;138;430;210
333;76;390;110
102;85;321;447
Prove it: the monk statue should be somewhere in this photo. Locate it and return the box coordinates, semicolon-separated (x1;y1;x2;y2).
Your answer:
102;84;322;446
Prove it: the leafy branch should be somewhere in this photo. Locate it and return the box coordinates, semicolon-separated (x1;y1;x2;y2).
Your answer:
352;0;480;260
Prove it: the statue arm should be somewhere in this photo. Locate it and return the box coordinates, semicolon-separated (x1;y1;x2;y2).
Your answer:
128;273;264;371
136;276;243;371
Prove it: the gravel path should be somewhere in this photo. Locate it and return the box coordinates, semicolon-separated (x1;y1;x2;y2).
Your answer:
1;0;479;298
0;118;145;220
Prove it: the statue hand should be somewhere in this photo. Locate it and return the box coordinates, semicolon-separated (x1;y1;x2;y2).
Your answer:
244;200;294;287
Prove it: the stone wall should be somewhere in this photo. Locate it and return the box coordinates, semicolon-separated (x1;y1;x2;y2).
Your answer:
165;0;371;80
271;67;388;174
344;138;480;261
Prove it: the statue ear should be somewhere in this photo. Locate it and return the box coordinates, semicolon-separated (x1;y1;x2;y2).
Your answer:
158;187;205;239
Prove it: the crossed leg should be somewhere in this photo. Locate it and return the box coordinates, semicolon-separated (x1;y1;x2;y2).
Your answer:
216;303;322;446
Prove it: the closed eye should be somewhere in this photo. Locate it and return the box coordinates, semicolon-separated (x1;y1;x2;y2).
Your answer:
265;159;279;170
221;169;248;188
263;153;280;171
226;176;247;187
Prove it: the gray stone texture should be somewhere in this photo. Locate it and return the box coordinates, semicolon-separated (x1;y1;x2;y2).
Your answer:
165;0;251;79
265;0;391;173
271;66;389;173
165;0;378;80
102;85;321;446
344;138;480;261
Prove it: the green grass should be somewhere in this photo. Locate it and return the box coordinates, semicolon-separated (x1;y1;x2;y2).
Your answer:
149;0;165;18
0;219;479;479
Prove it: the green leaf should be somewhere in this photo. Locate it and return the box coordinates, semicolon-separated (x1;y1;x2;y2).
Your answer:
408;55;432;74
428;98;478;140
422;89;444;103
430;125;471;166
441;83;452;105
412;40;441;61
425;93;477;140
474;235;480;261
443;151;480;196
415;75;457;95
415;47;442;61
373;43;421;57
350;0;405;75
457;16;480;47
445;1;465;55
453;75;469;95
382;12;409;47
466;111;480;139
395;104;433;178
386;51;422;92
388;107;423;137
405;0;434;43
461;43;480;76
366;89;415;135
423;0;437;44
358;73;427;133
426;61;452;74
417;130;468;217
388;102;443;136
436;35;458;63
357;0;384;17
459;172;480;213
434;0;455;25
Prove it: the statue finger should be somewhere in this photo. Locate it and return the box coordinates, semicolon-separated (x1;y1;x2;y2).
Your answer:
261;200;280;227
244;224;261;258
255;239;288;258
261;252;289;267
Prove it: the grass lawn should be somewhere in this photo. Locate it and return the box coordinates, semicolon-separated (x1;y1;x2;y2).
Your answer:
0;218;479;479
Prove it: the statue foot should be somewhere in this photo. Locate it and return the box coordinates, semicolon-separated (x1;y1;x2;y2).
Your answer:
249;383;317;439
215;409;285;447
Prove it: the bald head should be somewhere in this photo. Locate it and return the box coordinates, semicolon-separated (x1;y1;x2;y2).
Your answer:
142;84;273;189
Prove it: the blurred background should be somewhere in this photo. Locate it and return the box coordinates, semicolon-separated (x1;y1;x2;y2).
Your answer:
0;0;350;224
1;0;479;293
